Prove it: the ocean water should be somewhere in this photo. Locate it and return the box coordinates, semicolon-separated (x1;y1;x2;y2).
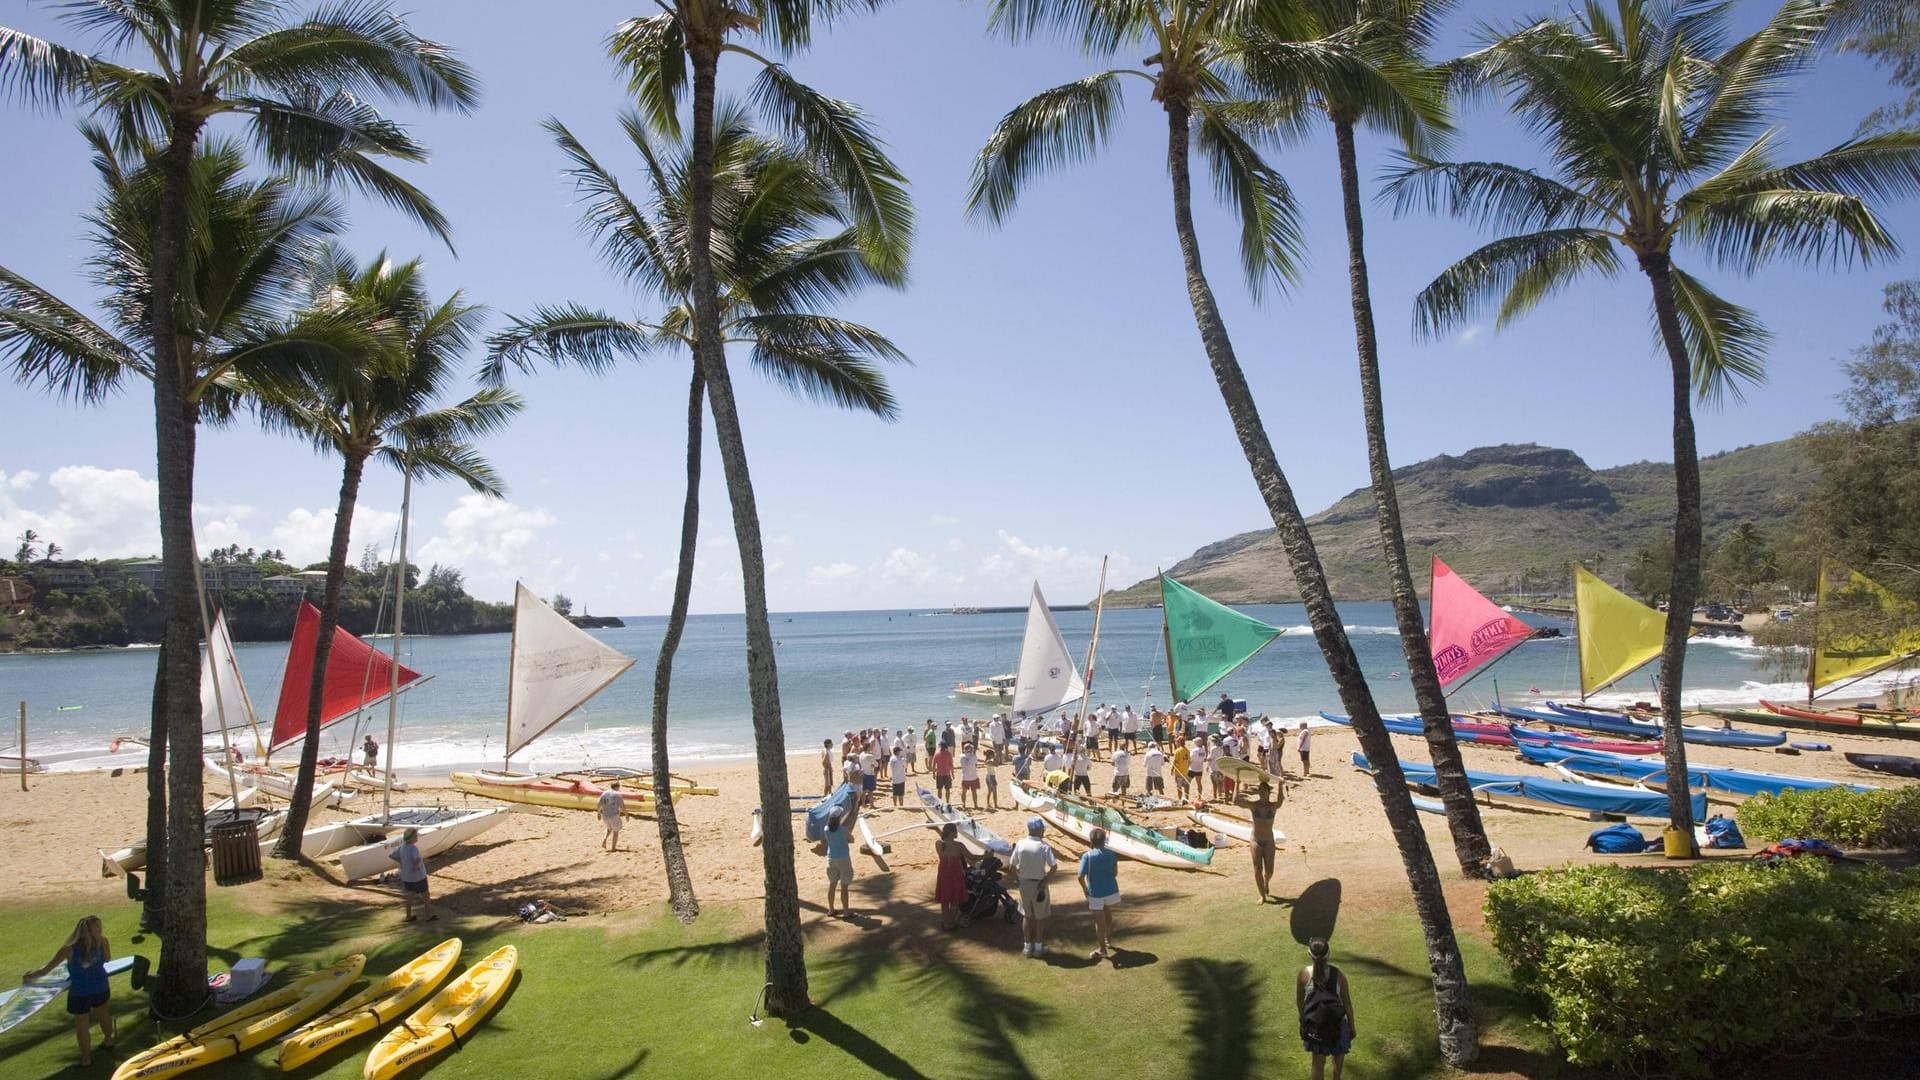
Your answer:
0;603;1882;773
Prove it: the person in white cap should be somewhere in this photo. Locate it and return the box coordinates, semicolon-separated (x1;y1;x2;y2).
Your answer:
1009;816;1058;957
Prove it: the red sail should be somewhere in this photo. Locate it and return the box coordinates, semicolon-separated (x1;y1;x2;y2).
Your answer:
270;601;422;753
1428;557;1536;688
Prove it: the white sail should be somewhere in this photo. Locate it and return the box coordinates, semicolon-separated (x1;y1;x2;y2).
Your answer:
1010;582;1085;718
505;582;635;761
200;610;256;735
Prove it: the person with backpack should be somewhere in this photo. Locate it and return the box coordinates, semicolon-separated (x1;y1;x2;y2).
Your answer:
1296;938;1355;1078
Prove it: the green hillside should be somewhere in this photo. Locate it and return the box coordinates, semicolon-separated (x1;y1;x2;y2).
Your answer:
1105;438;1812;605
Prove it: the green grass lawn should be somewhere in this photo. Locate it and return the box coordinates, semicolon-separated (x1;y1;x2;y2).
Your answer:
1;874;1555;1080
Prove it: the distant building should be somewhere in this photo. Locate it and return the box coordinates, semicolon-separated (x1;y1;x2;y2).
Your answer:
122;559;165;593
263;570;328;601
120;558;275;595
31;560;95;590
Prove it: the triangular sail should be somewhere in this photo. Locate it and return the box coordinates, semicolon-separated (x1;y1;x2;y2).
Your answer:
1160;574;1283;702
1428;557;1535;688
200;609;258;736
1010;582;1085;718
1811;560;1920;694
506;582;635;761
1575;565;1677;698
270;600;424;754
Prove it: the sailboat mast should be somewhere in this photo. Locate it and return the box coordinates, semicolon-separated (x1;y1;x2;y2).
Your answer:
1071;557;1110;738
503;584;519;774
191;545;244;801
382;463;413;825
1807;558;1824;707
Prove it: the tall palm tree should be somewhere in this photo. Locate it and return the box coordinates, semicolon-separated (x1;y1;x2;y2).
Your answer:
260;249;521;858
602;0;909;1014
1387;0;1920;842
1;2;474;1011
488;105;907;925
0;130;374;1003
972;1;1476;1061
1244;0;1490;874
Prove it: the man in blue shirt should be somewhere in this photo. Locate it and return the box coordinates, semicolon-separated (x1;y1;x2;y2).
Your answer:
1077;827;1122;961
823;805;857;917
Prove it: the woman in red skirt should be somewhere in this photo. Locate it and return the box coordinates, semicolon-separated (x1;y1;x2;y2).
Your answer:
934;823;972;929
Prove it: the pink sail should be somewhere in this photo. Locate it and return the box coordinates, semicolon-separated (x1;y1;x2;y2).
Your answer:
1428;557;1536;687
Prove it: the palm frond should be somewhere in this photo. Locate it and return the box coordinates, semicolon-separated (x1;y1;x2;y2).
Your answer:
1382;155;1619;232
744;231;893;312
1410;227;1621;339
216;2;482;113
748;63;913;279
0;264;143;402
1192;99;1305;297
544;116;674;298
1665;265;1770;404
385;440;505;496
746;337;902;419
968;71;1128;225
1686;0;1828;166
606;13;686;140
984;0;1150;54
0;25;112;108
394;385;525;446
481;305;655;384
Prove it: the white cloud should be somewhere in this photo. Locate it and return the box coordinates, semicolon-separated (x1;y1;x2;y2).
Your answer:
414;495;556;570
268;504;403;567
1455;325;1485;347
878;547;963;590
0;465;159;558
975;529;1135;600
806;562;859;586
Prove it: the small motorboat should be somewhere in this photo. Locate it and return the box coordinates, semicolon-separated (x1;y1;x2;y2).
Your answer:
952;673;1016;706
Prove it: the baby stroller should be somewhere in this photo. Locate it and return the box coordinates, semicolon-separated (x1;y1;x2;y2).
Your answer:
958;852;1020;927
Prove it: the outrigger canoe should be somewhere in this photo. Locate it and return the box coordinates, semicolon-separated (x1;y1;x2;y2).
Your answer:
1010;780;1213;870
276;939;462;1071
111;956;362;1080
1844;752;1920;779
1354;752;1706;820
364;946;517;1080
1493;703;1789;748
916;785;1011;857
449;770;658;815
1759;700;1920;740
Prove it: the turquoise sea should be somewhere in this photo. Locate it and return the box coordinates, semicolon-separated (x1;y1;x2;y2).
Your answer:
0;602;1841;773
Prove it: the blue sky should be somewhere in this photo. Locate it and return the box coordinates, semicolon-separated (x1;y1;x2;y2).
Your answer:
3;0;1917;615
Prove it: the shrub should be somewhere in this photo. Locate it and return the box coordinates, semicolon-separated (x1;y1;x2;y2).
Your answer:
1486;860;1920;1075
1736;785;1920;850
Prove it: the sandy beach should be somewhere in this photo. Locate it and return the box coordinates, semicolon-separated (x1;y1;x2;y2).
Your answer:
7;718;1914;930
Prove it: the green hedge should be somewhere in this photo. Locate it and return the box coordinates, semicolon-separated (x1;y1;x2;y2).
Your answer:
1735;785;1920;849
1486;861;1920;1075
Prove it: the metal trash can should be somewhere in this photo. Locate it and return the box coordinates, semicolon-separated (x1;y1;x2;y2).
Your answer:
210;816;263;886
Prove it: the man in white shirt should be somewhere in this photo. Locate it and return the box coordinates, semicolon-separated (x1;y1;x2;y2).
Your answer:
1043;747;1065;776
1110;747;1131;794
1071;746;1093;796
1143;742;1165;794
1009;817;1058;958
989;715;1008;763
1120;706;1140;750
888;747;907;807
959;743;981;809
859;747;878;807
1297;721;1314;777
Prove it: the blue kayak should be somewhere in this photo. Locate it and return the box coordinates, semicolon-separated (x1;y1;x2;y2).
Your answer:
1518;742;1874;797
1317;711;1515;746
1491;702;1788;748
1352;752;1704;820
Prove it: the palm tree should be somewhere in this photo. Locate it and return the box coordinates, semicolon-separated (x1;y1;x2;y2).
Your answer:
14;530;40;563
602;0;910;1014
1;2;474;1011
1243;0;1490;874
488;105;907;925
260;249;521;858
0;130;374;1005
1387;0;1920;842
972;0;1476;1061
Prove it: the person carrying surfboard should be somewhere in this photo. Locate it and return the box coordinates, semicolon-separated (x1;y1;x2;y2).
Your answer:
23;915;114;1067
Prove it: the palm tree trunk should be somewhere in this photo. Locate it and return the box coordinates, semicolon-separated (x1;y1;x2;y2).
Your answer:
1166;99;1476;1065
141;646;168;931
153;117;209;1016
278;449;368;856
1333;118;1491;875
688;46;807;1014
1639;251;1700;843
651;367;705;923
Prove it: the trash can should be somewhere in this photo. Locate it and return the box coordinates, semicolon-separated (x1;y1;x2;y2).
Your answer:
210;815;263;886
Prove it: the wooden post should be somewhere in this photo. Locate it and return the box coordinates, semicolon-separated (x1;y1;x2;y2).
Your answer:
17;701;25;792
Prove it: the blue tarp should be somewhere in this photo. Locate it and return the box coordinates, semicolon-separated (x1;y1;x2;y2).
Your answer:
805;782;858;841
1518;742;1874;797
1352;751;1706;820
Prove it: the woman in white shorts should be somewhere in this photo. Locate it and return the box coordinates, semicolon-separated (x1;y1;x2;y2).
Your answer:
1077;827;1121;961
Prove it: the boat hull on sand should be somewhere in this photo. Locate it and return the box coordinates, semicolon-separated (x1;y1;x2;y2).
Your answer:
1758;700;1920;740
916;786;1010;857
1844;752;1920;779
449;771;659;815
1010;781;1212;869
334;806;510;881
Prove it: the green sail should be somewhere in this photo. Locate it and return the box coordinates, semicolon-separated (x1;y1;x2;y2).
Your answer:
1160;574;1284;703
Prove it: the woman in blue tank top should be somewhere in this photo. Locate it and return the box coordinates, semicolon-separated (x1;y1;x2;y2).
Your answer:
24;914;115;1066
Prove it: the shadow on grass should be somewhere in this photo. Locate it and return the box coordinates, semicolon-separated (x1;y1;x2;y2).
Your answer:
1288;877;1341;945
1341;954;1561;1080
1171;958;1261;1080
785;1007;930;1079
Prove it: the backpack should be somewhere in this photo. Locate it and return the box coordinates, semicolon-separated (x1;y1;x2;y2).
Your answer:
1702;815;1745;849
1300;971;1346;1044
1585;823;1654;854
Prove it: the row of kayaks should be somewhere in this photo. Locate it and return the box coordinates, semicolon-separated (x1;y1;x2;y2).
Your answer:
110;938;515;1080
449;768;717;814
1705;699;1920;741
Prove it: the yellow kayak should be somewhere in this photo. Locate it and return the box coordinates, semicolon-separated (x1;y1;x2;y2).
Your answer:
112;956;362;1080
449;771;659;815
364;945;517;1080
277;939;462;1071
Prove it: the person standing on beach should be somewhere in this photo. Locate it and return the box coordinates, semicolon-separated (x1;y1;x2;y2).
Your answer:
889;746;907;807
391;827;435;922
1298;938;1355;1079
823;805;857;917
905;728;919;775
983;750;1001;810
1192;736;1211;799
1110;746;1131;795
933;741;955;801
598;782;626;852
933;823;971;930
24;915;114;1067
1297;722;1313;777
1070;744;1093;796
362;734;380;770
1144;742;1165;795
821;739;836;794
1172;737;1192;800
924;719;937;765
1247;780;1282;902
1077;828;1121;960
1121;705;1140;751
1010;817;1057;957
959;743;981;809
860;744;879;808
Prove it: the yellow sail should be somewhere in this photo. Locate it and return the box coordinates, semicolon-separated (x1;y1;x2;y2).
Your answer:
1811;561;1920;693
1575;565;1678;697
